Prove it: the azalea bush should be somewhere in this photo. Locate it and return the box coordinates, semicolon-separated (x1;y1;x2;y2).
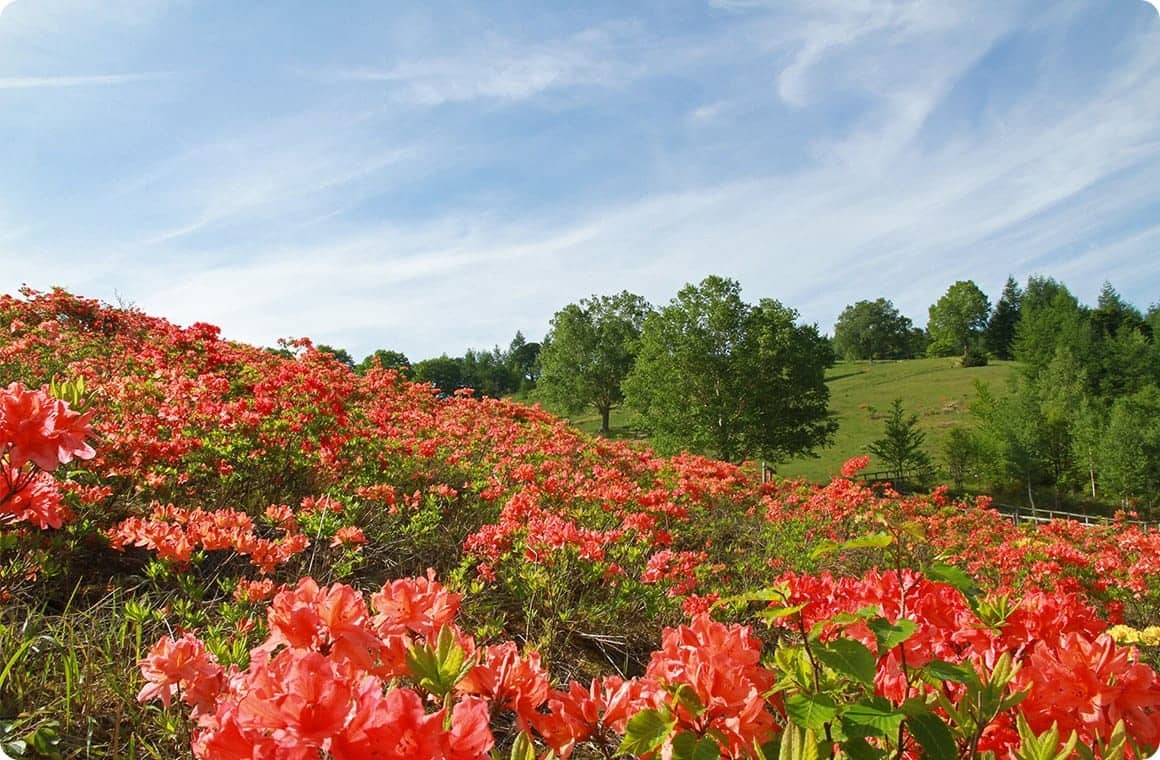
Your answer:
0;379;96;594
137;569;1160;759
0;287;1158;757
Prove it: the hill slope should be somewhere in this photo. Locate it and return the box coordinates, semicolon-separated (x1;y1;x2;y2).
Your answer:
779;357;1018;481
559;357;1018;482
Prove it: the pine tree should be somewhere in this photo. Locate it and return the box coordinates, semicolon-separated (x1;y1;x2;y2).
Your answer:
985;276;1022;360
869;398;931;483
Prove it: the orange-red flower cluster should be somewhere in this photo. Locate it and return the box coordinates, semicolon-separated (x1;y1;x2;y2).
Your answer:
0;382;94;529
106;503;309;572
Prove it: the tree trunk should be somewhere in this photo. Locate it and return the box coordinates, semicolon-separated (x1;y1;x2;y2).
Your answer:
1087;445;1097;499
599;406;611;435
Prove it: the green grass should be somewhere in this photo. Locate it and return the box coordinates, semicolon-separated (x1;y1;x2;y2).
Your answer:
543;358;1019;483
778;357;1018;482
565;406;645;441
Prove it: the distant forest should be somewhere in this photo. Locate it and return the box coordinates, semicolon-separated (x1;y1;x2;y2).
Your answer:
316;274;1160;513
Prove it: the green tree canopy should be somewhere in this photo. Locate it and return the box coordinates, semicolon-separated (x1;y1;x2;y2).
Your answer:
832;298;915;361
412;355;464;396
1101;384;1160;514
985;276;1022;360
1013;276;1091;376
1088;282;1156;398
622;276;836;463
461;347;520;398
927;280;991;360
316;344;355;368
507;331;542;388
356;349;411;375
536;291;652;434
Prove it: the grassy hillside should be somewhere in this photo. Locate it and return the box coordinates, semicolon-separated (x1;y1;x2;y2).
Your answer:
778;357;1018;481
553;357;1019;483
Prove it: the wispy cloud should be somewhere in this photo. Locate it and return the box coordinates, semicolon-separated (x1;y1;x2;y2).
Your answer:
314;24;643;105
3;0;1158;362
0;71;174;89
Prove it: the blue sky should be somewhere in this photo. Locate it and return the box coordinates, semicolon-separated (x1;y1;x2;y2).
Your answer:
2;0;1158;362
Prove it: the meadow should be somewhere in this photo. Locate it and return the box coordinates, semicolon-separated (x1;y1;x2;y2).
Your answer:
1;289;1158;760
562;358;1019;484
779;358;1018;482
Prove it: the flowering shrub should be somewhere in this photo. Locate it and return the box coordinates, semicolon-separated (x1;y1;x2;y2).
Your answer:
138;571;1160;759
0;381;94;530
2;289;1160;757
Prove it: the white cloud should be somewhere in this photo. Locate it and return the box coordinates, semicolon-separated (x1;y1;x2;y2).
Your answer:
4;0;1159;361
316;24;643;106
118;116;421;246
0;71;174;89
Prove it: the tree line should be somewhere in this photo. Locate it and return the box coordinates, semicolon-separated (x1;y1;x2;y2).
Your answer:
965;278;1160;513
315;334;542;400
324;276;838;466
321;273;1160;512
836;276;1160;513
535;279;836;465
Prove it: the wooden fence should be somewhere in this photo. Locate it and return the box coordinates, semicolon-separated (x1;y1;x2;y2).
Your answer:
988;501;1156;530
849;469;1157;531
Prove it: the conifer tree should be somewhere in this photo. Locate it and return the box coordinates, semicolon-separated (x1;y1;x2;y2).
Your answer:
985;276;1022;360
869;398;930;483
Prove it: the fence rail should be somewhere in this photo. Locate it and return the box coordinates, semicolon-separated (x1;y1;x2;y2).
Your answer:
851;470;1157;531
988;501;1156;530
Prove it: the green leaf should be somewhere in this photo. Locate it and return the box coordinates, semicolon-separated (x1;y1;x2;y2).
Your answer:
1098;720;1126;760
809;540;840;560
785;693;839;732
841;737;886;760
671;732;721;760
716;587;791;607
694;738;721;760
908;712;957;760
510;731;537;760
925;562;977;596
867;618;918;652
669;683;707;718
900;521;926;542
755;738;780;760
810;609;877;639
757;603;809;623
841;533;894;551
842;700;906;738
778;723;821;760
405;626;472;697
924;660;979;688
814;638;877;686
1055;729;1079;760
618;708;676;757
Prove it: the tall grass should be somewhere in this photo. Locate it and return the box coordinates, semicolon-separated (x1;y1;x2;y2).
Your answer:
0;585;187;758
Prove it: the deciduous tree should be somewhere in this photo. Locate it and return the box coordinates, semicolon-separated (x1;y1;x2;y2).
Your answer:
536;291;651;434
927;281;990;361
832;299;915;362
623;276;835;463
356;349;411;375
